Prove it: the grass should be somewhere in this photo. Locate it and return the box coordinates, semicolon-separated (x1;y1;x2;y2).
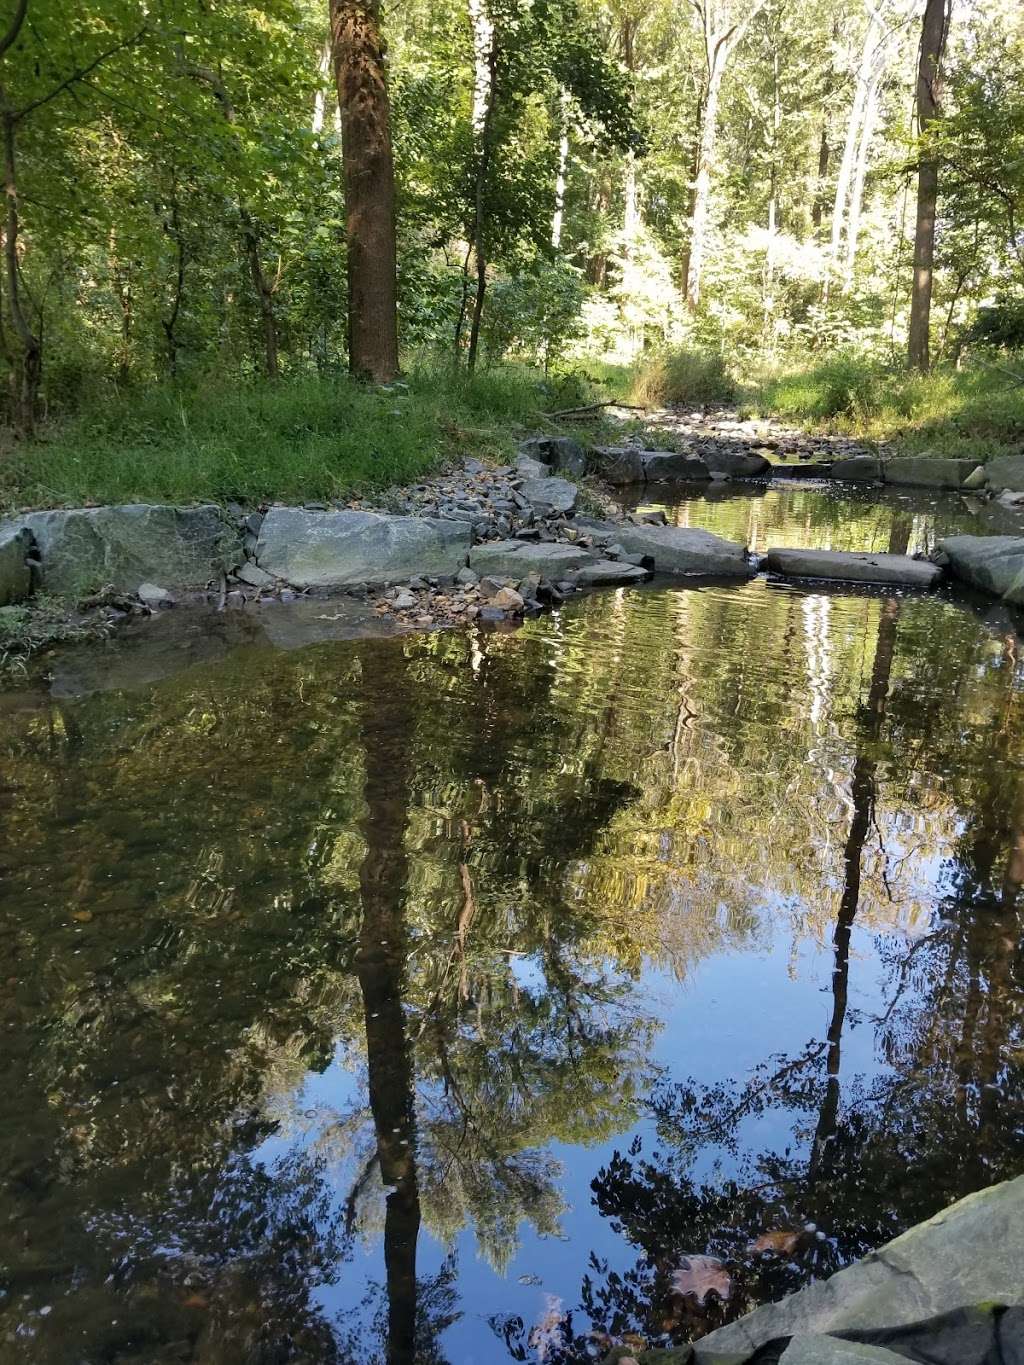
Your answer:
0;364;597;513
630;347;736;407
0;598;111;676
742;351;1024;461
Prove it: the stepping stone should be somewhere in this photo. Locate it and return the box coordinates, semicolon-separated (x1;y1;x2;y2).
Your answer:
762;548;941;588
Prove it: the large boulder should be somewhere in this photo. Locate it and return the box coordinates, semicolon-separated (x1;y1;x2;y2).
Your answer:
518;435;588;478
519;476;578;516
831;455;883;482
256;508;470;588
937;534;1024;604
763;548;942;588
883;456;977;488
580;518;751;576
469;539;594;578
982;453;1024;493
693;1175;1024;1363
8;505;241;596
591;446;648;484
701;446;772;479
0;525;33;605
592;447;711;484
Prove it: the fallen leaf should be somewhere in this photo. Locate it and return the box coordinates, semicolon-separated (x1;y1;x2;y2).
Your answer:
749;1229;801;1255
671;1255;732;1305
71;911;93;924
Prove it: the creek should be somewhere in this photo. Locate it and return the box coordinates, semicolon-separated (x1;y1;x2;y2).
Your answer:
2;483;1023;1364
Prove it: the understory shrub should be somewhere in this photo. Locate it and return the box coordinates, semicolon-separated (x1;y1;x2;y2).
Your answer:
630;347;736;406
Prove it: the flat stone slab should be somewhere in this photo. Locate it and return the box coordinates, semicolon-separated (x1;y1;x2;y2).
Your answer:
469;539;594;579
694;1175;1024;1363
983;454;1024;493
256;508;470;588
883;456;976;488
7;505;242;596
938;534;1024;605
701;448;772;478
574;559;651;585
580;519;751;576
0;525;33;606
519;476;577;515
831;455;882;482
771;463;835;478
763;548;941;588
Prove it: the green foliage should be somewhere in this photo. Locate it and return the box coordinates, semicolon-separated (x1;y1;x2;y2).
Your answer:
483;259;587;365
630;347;736;407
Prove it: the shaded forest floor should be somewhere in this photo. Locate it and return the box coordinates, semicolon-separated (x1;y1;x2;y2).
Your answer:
2;353;1022;514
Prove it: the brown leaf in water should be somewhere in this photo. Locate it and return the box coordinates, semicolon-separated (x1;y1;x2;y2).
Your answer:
71;910;93;923
749;1229;801;1255
670;1255;732;1305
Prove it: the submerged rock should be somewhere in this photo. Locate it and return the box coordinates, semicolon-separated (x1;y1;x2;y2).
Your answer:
0;525;33;606
938;534;1024;605
255;508;471;588
5;505;242;597
763;548;942;588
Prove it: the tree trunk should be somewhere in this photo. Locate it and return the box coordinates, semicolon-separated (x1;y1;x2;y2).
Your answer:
908;0;949;374
826;9;883;298
551;107;569;250
465;1;498;374
685;71;722;312
842;70;883;287
2;109;41;436
812;122;829;231
330;0;400;383
241;213;280;379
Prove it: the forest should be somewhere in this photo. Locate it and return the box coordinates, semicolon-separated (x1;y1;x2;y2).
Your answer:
1;0;1023;502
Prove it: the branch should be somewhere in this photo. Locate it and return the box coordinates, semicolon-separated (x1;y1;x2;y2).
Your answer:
542;399;646;418
15;23;147;122
0;0;28;63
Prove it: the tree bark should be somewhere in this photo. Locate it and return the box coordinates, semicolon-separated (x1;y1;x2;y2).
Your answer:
826;6;884;299
551;103;569;250
465;0;498;374
2;108;41;436
843;69;883;286
908;0;950;373
330;0;400;383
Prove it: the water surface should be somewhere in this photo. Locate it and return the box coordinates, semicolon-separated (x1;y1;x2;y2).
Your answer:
2;487;1024;1363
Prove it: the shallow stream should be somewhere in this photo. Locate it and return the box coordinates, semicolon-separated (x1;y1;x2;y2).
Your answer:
2;484;1023;1363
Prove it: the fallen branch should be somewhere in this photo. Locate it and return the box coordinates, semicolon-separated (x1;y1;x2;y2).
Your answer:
542;399;647;419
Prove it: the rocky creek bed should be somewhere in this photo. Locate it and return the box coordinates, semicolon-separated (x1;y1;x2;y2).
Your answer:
3;411;1024;658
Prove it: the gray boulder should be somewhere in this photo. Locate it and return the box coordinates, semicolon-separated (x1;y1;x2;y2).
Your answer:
520;476;578;516
831;455;883;482
763;548;941;588
778;1341;904;1364
519;435;588;478
938;534;1024;604
642;451;711;482
575;559;651;585
702;447;772;479
515;455;550;480
983;453;1024;493
592;446;648;484
0;525;33;606
694;1175;1024;1363
579;518;751;576
255;508;470;588
7;505;242;597
469;539;594;578
883;456;976;488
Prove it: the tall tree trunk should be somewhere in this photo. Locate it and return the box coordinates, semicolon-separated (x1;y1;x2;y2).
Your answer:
551;97;569;250
330;0;400;383
356;645;420;1365
2;109;41;436
812;122;830;231
240;213;280;379
826;7;883;299
908;0;949;373
161;179;185;380
843;69;883;287
465;0;498;374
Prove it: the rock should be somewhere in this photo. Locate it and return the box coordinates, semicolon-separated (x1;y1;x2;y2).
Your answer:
962;465;987;490
0;525;33;606
520;476;578;516
137;582;174;608
693;1176;1024;1363
515;455;550;480
391;591;417;610
937;534;1024;605
642;451;711;482
982;453;1024;493
519;435;587;477
492;586;524;611
771;463;834;479
997;489;1024;507
778;1340;904;1364
456;566;480;586
255;508;471;588
3;505;242;598
235;562;277;589
831;455;883;482
592;446;648;485
701;447;772;478
763;548;941;588
883;456;977;488
575;560;651;585
470;539;595;578
577;518;751;577
478;605;508;623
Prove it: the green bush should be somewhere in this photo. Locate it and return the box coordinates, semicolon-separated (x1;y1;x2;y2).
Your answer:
630;347;736;406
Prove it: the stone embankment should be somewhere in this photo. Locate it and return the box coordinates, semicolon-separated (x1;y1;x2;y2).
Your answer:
2;423;1024;635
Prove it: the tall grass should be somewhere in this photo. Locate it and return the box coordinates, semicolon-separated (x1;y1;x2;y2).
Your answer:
631;347;736;407
0;365;590;513
747;351;1024;460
